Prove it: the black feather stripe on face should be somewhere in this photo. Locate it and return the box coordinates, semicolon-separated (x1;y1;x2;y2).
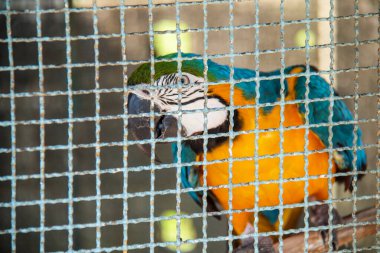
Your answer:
167;74;177;84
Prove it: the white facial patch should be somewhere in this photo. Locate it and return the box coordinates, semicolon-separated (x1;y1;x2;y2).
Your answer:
180;99;228;136
153;73;228;136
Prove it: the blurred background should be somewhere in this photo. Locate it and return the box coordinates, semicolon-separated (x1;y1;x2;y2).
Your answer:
0;0;378;252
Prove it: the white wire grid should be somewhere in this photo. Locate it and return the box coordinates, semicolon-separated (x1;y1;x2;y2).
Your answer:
0;0;379;252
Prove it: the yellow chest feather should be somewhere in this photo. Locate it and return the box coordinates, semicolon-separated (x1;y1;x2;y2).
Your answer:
199;102;335;234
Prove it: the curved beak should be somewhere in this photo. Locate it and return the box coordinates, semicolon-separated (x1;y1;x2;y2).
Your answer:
127;91;180;161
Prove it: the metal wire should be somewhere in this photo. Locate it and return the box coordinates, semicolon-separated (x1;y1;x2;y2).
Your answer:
351;0;360;251
174;1;183;252
147;0;157;252
4;0;17;251
227;0;235;252
201;1;209;252
252;0;260;251
119;0;129;251
35;0;46;251
302;0;311;251
278;0;286;250
327;1;336;251
0;0;378;252
63;0;75;250
91;0;102;250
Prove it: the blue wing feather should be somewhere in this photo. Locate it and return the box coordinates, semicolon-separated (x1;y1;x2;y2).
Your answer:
173;143;223;218
172;143;201;205
291;66;367;189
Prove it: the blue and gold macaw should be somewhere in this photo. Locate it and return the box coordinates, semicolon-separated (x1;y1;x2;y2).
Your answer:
127;53;366;251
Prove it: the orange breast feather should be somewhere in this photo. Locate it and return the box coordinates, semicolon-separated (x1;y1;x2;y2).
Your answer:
202;79;336;235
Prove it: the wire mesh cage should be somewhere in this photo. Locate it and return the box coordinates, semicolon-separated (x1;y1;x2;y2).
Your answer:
0;0;378;252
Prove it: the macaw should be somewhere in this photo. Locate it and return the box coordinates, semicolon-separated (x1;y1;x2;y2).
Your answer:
127;53;367;252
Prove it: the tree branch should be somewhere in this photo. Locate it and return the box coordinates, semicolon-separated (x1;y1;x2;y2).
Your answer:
274;207;377;253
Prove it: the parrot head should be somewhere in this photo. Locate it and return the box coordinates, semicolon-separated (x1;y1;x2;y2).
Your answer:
127;53;242;154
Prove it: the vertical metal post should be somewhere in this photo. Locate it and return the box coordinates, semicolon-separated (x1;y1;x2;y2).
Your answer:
303;0;311;251
5;0;17;251
253;0;261;251
175;1;183;252
278;0;286;251
327;0;336;251
227;0;235;252
63;0;75;250
119;0;129;252
201;0;209;252
147;0;157;252
35;0;46;251
92;0;102;250
351;0;360;251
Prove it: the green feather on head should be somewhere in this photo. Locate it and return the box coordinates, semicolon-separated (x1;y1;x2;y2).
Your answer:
127;53;221;85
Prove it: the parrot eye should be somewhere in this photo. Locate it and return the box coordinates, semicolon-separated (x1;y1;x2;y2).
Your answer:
178;75;190;85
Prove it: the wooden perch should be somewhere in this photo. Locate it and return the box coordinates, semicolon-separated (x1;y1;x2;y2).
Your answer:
274;207;377;253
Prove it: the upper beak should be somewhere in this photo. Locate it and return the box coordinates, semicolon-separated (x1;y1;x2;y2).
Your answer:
127;91;179;142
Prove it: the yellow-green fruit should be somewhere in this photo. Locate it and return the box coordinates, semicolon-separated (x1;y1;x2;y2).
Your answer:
160;210;197;252
295;29;316;47
154;20;191;56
